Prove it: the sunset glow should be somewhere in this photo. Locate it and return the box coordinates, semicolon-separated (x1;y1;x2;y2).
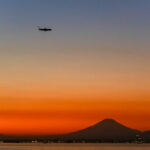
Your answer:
0;0;150;135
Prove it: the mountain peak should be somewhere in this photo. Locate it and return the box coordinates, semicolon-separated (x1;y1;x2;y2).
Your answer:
101;118;117;123
95;118;121;127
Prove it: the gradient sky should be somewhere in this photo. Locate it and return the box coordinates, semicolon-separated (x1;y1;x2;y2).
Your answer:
0;0;150;135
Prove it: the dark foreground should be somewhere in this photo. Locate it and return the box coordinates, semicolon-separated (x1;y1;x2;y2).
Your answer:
0;143;150;150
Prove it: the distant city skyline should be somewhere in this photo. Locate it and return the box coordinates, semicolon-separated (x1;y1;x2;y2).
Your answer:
0;0;150;135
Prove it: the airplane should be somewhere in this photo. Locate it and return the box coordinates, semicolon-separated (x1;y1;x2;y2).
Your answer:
38;26;52;31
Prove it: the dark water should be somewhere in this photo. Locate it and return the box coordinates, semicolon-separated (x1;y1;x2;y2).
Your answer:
0;143;150;150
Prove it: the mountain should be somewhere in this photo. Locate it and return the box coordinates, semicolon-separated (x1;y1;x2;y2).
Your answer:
59;119;141;142
1;119;149;143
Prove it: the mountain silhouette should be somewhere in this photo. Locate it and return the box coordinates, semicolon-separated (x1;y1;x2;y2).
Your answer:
1;119;150;142
60;119;141;141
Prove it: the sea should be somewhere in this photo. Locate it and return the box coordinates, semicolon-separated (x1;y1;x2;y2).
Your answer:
0;143;150;150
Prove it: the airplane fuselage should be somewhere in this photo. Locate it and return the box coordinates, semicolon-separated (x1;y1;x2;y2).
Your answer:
38;27;52;31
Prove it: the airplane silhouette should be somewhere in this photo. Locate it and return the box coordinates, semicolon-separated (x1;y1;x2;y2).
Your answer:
38;26;52;32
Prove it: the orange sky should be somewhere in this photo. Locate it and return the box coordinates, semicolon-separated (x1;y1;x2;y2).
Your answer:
0;94;150;135
0;66;150;135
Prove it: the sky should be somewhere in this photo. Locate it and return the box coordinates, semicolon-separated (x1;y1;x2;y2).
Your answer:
0;0;150;135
